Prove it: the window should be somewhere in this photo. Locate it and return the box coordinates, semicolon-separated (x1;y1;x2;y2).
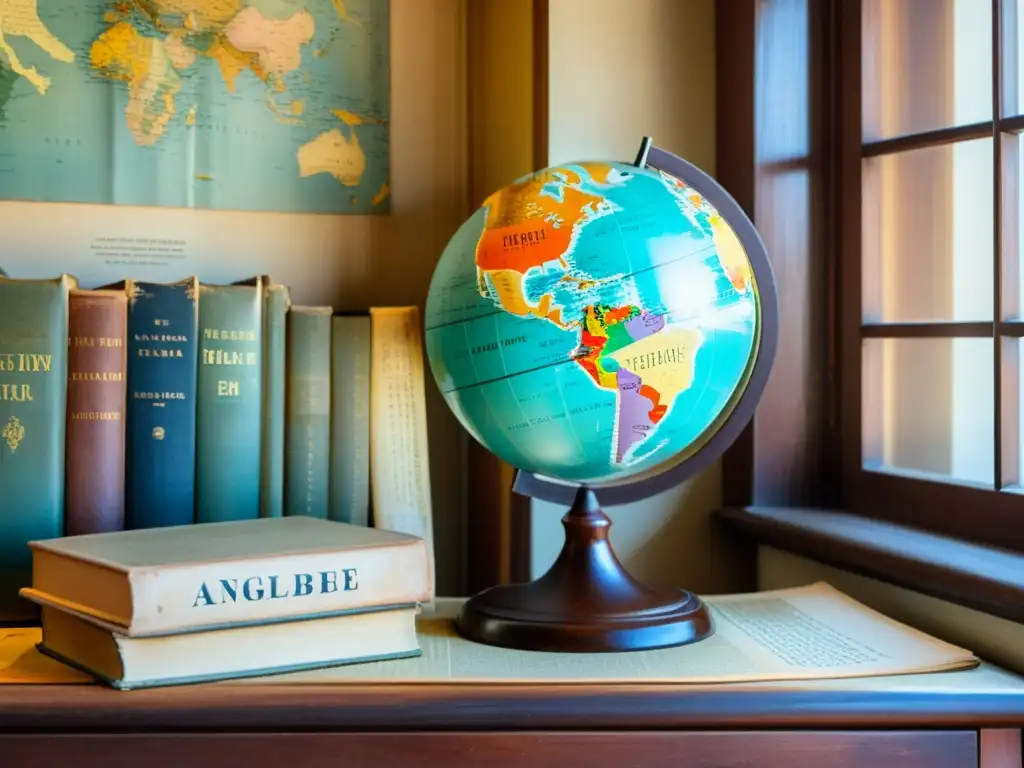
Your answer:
839;0;1024;551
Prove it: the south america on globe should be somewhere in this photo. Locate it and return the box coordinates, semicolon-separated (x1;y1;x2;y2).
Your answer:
425;160;761;486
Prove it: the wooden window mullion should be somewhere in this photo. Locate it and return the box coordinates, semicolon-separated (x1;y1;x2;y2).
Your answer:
994;0;1006;491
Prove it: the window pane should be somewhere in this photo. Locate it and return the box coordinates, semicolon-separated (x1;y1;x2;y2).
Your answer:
863;0;992;141
1012;135;1024;319
1005;0;1024;117
1007;337;1021;488
862;139;994;322
862;337;994;486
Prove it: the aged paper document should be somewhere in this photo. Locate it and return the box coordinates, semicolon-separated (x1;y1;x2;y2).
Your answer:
265;582;978;685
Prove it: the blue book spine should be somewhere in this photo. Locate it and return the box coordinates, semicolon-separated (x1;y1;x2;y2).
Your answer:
124;278;198;529
284;307;332;518
196;282;263;523
329;314;371;525
261;281;289;518
0;274;74;620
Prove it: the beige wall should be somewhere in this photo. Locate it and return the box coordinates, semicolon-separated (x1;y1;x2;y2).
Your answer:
546;0;715;170
759;547;1024;674
467;2;535;207
529;0;752;594
0;0;471;596
464;1;536;585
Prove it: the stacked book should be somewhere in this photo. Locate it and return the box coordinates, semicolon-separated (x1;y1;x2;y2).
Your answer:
17;516;432;690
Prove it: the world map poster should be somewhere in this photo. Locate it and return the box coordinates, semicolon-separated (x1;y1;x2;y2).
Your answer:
0;0;390;214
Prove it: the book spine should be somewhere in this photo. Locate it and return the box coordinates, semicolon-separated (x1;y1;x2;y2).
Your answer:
260;283;289;518
129;539;431;634
284;308;332;518
196;283;263;523
369;307;435;597
0;274;74;620
329;315;371;525
125;279;198;529
65;291;128;536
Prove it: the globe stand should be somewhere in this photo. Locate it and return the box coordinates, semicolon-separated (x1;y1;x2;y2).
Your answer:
455;485;713;652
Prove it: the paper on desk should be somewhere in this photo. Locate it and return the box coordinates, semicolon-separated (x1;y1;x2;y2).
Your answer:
249;582;979;685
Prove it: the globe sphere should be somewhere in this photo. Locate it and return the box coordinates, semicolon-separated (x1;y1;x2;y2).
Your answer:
425;160;762;488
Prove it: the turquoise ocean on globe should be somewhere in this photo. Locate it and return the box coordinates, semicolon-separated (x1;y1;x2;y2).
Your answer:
0;0;389;214
426;160;760;485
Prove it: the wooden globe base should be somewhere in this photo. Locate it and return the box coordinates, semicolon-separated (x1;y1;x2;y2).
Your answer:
456;486;714;652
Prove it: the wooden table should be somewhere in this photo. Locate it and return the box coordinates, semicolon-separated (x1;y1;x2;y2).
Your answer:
2;662;1023;767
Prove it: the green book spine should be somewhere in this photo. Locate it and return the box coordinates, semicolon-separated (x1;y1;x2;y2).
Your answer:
0;274;75;620
329;314;371;525
261;281;290;518
196;282;263;523
285;307;332;518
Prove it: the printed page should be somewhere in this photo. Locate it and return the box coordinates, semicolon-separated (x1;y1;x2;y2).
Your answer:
705;583;974;677
263;583;978;685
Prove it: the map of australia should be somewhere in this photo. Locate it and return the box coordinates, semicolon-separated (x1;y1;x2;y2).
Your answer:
0;0;389;214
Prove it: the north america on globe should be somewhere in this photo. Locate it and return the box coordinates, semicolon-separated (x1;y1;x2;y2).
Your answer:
0;0;389;213
426;161;760;484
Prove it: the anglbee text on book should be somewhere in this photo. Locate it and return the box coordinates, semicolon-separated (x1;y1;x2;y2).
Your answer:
192;567;359;608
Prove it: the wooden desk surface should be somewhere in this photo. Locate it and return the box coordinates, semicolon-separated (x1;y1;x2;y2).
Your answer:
1;662;1023;732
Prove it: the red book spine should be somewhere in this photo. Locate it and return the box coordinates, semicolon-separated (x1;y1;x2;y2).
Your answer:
65;290;128;535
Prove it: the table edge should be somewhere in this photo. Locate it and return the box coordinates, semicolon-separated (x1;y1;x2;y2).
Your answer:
3;680;1024;731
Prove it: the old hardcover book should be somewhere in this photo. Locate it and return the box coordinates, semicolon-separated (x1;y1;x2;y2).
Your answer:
32;598;419;690
196;280;263;523
65;289;128;536
0;273;76;621
115;278;199;529
22;516;432;635
261;278;289;517
285;307;332;518
236;276;290;518
369;307;435;594
329;313;371;525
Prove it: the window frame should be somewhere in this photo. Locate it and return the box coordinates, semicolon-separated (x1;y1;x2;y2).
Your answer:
836;0;1024;553
715;0;837;515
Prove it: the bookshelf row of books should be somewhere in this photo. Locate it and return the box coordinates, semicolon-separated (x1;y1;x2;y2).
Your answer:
0;270;435;622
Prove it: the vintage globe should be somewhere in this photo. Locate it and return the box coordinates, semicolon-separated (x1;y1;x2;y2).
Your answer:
425;153;772;493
